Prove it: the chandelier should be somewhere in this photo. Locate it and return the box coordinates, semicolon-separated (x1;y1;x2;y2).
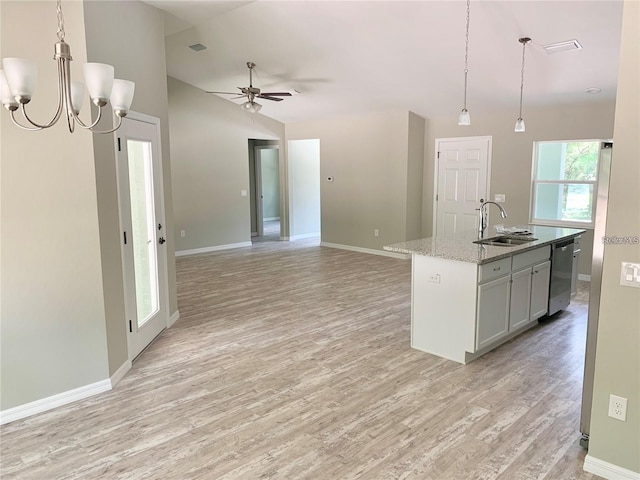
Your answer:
0;0;134;134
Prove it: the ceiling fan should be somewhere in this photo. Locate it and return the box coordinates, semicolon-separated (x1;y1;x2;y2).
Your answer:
206;61;292;113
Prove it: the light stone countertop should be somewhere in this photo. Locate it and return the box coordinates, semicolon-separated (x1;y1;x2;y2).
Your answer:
384;225;586;264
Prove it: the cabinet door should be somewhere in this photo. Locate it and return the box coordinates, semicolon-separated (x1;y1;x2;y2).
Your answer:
476;275;511;351
531;261;551;320
510;267;532;331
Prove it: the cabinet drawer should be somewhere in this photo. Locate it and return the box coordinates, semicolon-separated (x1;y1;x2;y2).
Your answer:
512;245;551;270
478;257;511;283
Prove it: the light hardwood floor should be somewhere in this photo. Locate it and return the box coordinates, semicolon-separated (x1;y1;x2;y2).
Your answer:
0;238;600;479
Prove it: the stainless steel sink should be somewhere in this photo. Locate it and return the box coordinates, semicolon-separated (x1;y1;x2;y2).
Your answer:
473;235;538;247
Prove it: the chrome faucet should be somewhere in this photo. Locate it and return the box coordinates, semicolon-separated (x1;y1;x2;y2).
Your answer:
477;200;508;238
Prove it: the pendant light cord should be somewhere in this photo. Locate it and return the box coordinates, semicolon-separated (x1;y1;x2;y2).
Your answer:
518;39;527;119
462;0;470;109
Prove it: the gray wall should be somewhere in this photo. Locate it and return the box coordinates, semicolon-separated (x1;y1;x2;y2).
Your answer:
286;110;424;250
288;139;321;238
168;77;285;252
588;0;639;473
422;101;616;276
83;0;175;374
1;1;109;410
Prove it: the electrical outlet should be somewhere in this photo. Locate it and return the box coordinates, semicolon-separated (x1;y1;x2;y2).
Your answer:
180;230;185;238
374;229;379;237
608;394;628;421
494;194;506;203
428;274;441;284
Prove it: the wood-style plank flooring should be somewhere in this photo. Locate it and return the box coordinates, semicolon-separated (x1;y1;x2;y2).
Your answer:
0;237;600;479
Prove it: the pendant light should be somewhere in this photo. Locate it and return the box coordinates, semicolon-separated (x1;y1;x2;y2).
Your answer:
515;37;531;133
458;0;471;126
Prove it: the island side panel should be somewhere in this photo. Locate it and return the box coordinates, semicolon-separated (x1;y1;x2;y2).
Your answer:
411;254;478;363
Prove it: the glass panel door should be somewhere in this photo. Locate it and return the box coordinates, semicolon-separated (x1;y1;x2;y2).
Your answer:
127;139;159;327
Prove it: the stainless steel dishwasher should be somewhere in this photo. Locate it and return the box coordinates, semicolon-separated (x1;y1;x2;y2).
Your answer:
548;239;575;315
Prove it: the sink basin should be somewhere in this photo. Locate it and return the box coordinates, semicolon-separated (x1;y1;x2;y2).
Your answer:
473;235;538;247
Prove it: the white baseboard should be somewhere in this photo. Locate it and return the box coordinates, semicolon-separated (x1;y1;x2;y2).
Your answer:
0;379;112;425
584;454;640;479
320;242;410;260
175;241;252;257
110;360;131;388
291;232;320;240
168;310;180;327
264;217;280;221
579;274;591;282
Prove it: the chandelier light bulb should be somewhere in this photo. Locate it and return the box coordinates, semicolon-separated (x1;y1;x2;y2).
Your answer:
514;117;526;132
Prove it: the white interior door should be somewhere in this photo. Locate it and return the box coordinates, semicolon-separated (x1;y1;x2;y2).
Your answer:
434;136;491;236
116;114;169;360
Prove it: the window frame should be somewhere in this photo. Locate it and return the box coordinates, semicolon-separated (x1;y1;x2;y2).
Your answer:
529;139;603;229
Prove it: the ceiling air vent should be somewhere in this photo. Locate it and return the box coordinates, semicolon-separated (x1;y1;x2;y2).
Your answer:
542;39;583;54
188;43;207;52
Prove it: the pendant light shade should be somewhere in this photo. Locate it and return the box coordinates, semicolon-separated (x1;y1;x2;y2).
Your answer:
458;0;472;126
458;109;471;126
515;37;531;133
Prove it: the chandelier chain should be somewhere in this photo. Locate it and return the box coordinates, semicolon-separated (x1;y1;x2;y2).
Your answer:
56;0;65;41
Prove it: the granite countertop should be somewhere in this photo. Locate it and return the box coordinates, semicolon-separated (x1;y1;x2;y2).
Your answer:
384;225;586;264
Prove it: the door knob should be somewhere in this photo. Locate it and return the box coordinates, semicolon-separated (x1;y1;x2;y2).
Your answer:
159;237;166;245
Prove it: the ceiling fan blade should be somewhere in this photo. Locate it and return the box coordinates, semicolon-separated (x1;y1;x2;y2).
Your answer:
205;91;240;95
260;92;292;97
257;95;283;102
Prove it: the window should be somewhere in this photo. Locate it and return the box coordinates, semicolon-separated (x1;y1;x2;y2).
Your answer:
530;140;602;228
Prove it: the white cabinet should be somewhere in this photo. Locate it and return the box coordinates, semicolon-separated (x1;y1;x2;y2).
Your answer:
509;267;532;331
531;261;551;320
476;274;511;350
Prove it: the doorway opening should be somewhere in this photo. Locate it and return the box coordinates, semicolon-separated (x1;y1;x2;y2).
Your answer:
288;139;321;242
249;139;281;242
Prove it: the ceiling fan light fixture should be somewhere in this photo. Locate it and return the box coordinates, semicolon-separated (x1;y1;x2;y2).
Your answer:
242;100;262;113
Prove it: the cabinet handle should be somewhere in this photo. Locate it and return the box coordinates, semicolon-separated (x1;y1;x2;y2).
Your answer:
493;267;501;271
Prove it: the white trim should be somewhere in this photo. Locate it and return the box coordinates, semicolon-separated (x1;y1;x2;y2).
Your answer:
579;274;591;282
584;454;640;480
291;232;320;240
320;242;410;260
110;360;131;388
264;217;280;222
168;310;180;327
175;242;252;257
280;236;290;241
0;379;111;425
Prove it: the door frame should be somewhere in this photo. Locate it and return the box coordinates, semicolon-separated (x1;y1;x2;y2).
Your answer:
253;144;280;238
114;111;170;362
432;135;492;236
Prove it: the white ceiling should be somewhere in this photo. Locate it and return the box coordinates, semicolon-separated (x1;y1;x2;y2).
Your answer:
143;0;623;124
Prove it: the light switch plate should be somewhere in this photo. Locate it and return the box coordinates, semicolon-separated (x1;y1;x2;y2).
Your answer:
241;190;247;197
494;194;506;203
620;262;640;288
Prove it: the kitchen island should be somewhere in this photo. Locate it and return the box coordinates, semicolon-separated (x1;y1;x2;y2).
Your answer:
385;225;585;364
